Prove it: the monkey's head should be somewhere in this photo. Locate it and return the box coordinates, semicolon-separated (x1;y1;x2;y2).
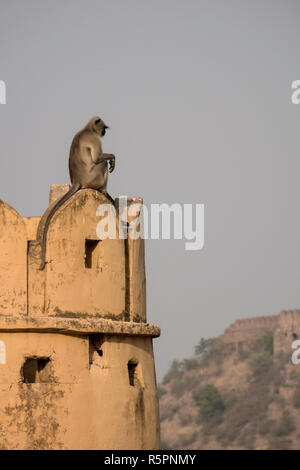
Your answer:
88;116;109;137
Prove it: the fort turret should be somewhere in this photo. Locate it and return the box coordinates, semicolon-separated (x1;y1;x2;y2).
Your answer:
0;185;160;450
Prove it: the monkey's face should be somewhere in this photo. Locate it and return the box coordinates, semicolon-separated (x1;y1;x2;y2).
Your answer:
93;117;109;137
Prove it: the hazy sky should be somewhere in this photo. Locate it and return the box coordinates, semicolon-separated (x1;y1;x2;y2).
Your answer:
1;0;300;379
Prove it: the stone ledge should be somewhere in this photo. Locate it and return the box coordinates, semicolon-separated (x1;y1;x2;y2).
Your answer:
0;315;160;338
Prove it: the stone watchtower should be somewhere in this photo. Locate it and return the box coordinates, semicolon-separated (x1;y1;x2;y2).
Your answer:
0;186;160;450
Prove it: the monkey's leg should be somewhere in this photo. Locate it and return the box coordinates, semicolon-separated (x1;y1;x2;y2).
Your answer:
39;183;81;270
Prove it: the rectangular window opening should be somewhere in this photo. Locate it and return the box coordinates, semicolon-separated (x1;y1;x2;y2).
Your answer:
85;239;100;269
89;335;104;366
128;361;138;387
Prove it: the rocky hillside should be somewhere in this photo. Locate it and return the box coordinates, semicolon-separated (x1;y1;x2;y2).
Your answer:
159;330;300;450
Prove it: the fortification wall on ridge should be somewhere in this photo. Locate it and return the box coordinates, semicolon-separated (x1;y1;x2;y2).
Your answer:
221;315;279;344
221;310;300;354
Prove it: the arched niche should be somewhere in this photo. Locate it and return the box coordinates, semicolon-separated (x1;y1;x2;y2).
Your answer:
0;340;6;364
37;190;126;319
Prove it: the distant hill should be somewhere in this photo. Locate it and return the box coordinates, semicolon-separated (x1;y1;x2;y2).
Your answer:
159;311;300;450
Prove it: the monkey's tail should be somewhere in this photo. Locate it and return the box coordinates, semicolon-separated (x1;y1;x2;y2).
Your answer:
39;183;81;270
99;189;115;206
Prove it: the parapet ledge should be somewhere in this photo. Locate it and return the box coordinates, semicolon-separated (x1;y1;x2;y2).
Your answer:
0;315;160;338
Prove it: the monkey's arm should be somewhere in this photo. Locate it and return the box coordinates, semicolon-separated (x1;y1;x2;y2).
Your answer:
88;146;115;172
90;149;115;173
95;153;116;173
82;133;115;172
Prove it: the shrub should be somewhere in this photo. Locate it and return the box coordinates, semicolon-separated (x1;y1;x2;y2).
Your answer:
248;351;273;376
268;438;292;450
177;431;198;447
272;413;295;437
214;375;273;447
162;360;183;385
178;412;193;426
160;402;179;422
182;358;199;371
256;331;274;355
170;378;186;398
160;439;172;450
293;389;300;408
237;429;255;450
289;370;299;381
194;338;210;356
193;384;225;421
258;417;275;436
182;374;201;392
238;347;251;361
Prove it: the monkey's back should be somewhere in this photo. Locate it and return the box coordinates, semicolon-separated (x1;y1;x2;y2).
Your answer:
69;129;108;190
69;130;82;184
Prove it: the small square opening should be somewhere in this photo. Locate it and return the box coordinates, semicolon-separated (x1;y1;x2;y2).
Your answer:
85;239;100;269
21;357;52;383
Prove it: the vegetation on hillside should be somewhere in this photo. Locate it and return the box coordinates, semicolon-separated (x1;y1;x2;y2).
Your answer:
159;331;300;449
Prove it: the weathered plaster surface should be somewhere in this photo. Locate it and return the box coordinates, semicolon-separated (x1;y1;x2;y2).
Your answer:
0;186;160;449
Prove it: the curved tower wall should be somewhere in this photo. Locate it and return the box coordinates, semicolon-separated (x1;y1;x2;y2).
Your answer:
0;187;160;450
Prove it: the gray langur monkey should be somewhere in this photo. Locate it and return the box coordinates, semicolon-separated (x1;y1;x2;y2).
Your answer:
39;116;116;270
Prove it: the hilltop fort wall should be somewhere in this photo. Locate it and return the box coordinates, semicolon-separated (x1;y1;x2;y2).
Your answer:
221;310;300;354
